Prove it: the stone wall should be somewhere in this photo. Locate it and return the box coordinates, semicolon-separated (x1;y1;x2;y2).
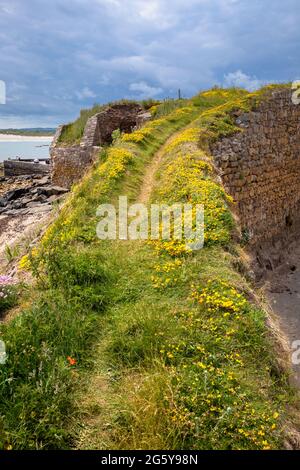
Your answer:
4;160;50;177
211;88;300;273
51;145;99;189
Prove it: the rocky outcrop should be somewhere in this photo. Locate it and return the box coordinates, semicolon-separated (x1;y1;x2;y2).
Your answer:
0;175;68;217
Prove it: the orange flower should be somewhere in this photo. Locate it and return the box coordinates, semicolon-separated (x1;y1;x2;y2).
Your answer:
67;356;77;366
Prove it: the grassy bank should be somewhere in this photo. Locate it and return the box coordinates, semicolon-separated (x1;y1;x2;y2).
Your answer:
0;86;295;450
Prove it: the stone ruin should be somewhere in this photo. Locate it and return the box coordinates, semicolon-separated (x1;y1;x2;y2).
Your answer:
50;103;150;189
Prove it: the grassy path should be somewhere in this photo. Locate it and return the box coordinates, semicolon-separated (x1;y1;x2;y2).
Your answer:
75;102;291;449
137;128;185;204
76;130;181;449
76;126;196;448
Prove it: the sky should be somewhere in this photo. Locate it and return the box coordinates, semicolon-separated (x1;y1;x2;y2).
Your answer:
0;0;299;128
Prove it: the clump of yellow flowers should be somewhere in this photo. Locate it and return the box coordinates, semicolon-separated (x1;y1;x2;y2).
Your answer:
164;127;199;153
192;279;247;314
121;128;152;143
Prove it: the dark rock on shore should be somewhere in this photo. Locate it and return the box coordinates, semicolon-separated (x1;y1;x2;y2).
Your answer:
0;175;69;217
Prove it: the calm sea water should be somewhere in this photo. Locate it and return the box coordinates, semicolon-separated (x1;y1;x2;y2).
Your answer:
0;139;53;162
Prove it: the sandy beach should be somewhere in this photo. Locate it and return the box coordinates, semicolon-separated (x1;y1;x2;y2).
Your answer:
0;134;53;142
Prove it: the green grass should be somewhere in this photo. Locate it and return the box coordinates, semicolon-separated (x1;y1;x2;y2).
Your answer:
152;98;189;118
0;85;296;450
76;241;289;450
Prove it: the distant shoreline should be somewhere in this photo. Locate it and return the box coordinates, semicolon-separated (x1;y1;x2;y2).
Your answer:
0;134;53;142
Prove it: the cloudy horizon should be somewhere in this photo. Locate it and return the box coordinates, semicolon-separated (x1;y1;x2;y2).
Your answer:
0;0;299;128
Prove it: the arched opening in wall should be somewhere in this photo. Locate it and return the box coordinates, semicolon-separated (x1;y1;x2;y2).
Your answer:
118;117;139;135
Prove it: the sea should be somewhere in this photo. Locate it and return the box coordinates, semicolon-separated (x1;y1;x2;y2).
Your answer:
0;138;53;162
